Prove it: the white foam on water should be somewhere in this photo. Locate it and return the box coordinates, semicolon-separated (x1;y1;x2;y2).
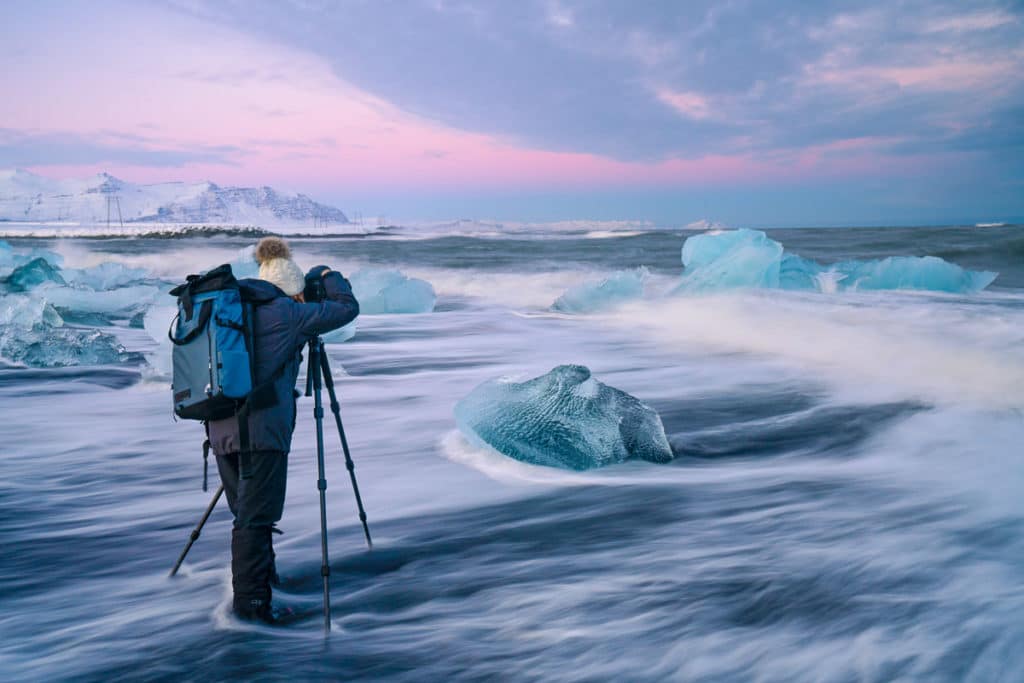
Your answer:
606;292;1024;409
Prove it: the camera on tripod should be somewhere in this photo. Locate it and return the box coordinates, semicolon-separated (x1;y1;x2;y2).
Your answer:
303;265;331;302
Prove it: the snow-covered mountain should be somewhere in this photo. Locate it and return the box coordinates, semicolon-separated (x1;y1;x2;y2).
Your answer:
0;169;348;226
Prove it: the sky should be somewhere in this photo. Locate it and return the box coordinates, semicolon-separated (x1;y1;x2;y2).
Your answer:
1;0;1023;226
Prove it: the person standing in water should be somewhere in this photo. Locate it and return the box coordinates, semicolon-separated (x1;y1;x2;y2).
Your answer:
208;237;359;623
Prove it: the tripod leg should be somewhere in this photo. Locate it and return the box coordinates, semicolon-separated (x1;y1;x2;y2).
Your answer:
170;485;224;577
309;340;333;632
319;345;372;548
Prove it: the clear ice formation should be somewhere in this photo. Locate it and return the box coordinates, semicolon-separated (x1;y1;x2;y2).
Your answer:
349;269;436;314
0;292;138;368
35;283;161;317
454;364;674;471
4;257;66;292
0;244;154;367
0;296;64;329
0;243;64;279
675;229;998;294
552;267;649;313
62;263;150;290
0;327;138;368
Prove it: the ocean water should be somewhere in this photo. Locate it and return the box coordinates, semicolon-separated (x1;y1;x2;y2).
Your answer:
1;225;1022;682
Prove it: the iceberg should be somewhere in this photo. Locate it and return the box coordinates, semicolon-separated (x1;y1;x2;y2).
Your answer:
35;283;161;317
0;246;64;278
675;229;997;294
1;292;140;368
832;256;997;293
0;327;140;368
0;296;64;329
552;267;649;313
4;257;66;292
454;364;674;471
62;262;150;290
350;269;436;314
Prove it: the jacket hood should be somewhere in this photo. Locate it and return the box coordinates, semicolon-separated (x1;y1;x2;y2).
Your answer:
238;277;289;304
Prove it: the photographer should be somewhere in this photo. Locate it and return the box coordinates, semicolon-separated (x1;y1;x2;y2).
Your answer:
207;237;359;624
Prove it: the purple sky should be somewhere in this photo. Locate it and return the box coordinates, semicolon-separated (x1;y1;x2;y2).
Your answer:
2;1;1022;225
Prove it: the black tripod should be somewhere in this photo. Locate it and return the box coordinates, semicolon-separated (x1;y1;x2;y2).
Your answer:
169;336;371;633
305;336;373;631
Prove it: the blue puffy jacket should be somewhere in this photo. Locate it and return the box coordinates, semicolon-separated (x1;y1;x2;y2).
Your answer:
208;271;359;455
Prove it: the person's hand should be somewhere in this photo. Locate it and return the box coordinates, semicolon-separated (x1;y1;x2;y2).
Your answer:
306;265;332;279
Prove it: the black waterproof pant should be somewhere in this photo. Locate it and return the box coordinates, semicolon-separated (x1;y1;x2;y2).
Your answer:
215;450;288;618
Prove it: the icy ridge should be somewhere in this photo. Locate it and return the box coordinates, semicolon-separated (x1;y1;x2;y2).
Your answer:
0;169;348;226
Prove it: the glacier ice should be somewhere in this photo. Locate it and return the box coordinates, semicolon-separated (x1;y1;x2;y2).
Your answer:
1;293;139;368
0;296;64;329
0;327;140;368
454;364;674;471
4;257;66;292
0;246;64;279
552;267;649;313
35;283;161;317
62;262;150;290
831;256;998;293
350;269;436;314
675;229;998;294
676;229;783;292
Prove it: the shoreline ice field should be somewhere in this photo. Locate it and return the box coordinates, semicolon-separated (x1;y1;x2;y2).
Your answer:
1;223;1023;681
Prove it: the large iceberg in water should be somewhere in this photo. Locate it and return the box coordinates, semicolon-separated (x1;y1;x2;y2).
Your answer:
552;267;649;313
675;229;997;294
350;269;436;314
454;364;674;471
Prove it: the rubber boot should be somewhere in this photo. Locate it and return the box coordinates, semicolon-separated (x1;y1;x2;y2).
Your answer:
269;526;282;588
231;526;274;623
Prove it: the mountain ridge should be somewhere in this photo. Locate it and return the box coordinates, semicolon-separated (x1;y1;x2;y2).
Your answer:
0;169;348;226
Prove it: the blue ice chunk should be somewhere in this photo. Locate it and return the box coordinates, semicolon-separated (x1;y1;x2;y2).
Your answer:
779;253;822;290
676;229;783;292
832;256;997;293
0;327;140;367
0;296;64;329
63;263;150;290
350;269;436;314
675;229;998;294
454;364;674;471
5;257;66;292
552;267;649;313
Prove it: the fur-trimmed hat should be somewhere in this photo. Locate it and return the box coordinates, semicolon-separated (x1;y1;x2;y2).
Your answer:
254;237;304;296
